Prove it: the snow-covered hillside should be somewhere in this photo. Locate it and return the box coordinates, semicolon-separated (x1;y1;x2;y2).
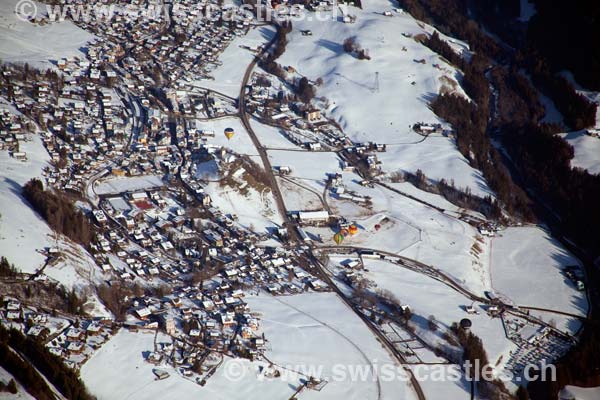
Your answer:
0;133;51;273
490;226;588;332
195;25;276;98
0;0;94;69
276;1;491;196
559;131;600;175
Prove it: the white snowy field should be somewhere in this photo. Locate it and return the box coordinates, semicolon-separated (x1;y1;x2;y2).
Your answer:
265;149;340;212
278;177;325;211
377;138;492;197
267;149;339;188
276;0;492;196
315;175;491;295
0;0;94;68
408;364;471;400
251;118;303;149
43;239;104;290
194;25;276;98
0;135;104;290
246;292;416;400
0;135;51;273
95;174;164;195
385;182;464;214
81;330;297;400
199;117;260;157
559;131;600;175
490;226;588;332
203;179;283;233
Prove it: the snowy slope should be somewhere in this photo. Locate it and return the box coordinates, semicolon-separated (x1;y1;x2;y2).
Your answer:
559;131;600;175
490;226;588;332
195;25;276;98
277;0;492;196
204;180;283;233
0;134;51;273
0;0;94;69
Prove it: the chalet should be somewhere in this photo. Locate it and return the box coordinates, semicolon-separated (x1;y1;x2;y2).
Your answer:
219;312;235;326
204;229;223;247
12;152;27;161
6;300;20;311
86;322;103;336
307;142;322;151
6;311;20;320
93;210;108;224
309;279;327;290
66;328;85;341
164;316;176;335
305;109;321;122
202;300;215;311
171;297;183;307
465;305;478;314
254;337;265;348
67;342;84;355
27;325;50;339
241;326;253;339
135;307;152;320
189;329;201;338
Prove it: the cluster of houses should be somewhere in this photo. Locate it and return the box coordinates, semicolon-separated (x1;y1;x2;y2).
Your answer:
328;173;372;205
0;107;32;157
340;142;386;178
116;246;330;377
0;0;360;384
0;60;132;193
0;0;260;194
0;296;114;370
246;72;349;150
46;321;114;369
477;222;501;237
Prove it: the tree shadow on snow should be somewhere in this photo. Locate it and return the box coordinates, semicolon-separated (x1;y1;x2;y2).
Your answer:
316;38;343;54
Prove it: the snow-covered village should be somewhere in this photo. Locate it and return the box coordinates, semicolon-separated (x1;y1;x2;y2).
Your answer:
0;0;599;399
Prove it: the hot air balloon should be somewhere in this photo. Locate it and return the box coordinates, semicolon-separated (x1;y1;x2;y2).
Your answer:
224;127;235;140
348;225;358;235
374;224;381;231
340;228;349;237
333;232;344;245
